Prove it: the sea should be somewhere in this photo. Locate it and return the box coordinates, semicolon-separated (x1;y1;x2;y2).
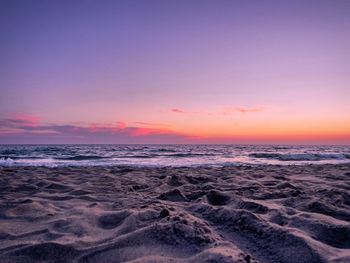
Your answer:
0;144;349;167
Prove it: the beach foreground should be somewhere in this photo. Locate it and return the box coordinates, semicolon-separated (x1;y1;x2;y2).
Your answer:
0;164;349;263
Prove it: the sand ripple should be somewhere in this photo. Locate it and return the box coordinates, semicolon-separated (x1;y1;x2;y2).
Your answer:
0;164;350;262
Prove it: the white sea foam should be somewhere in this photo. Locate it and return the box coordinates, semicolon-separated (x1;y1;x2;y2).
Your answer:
0;157;14;166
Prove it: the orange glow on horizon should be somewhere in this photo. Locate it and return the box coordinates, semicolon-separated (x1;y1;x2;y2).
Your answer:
1;111;349;144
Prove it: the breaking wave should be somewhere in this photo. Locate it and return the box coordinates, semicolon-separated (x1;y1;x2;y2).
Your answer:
249;153;350;161
55;155;108;161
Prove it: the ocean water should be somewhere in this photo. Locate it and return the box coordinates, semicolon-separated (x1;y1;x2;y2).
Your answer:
0;144;350;167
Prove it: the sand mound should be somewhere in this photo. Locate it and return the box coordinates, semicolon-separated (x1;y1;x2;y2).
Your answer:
7;242;80;263
206;190;231;206
98;211;131;229
158;189;188;202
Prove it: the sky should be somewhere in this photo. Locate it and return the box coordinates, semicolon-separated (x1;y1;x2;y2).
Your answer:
0;0;349;144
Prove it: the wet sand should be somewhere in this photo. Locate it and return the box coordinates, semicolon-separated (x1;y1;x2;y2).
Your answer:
0;164;349;263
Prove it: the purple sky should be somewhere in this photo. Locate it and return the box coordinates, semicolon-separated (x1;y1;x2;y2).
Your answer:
0;0;349;144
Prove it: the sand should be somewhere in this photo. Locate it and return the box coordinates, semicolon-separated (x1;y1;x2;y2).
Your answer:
0;164;349;263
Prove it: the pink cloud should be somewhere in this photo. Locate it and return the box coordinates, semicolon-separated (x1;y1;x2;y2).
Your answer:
87;121;180;137
0;113;43;135
170;108;212;115
10;113;41;127
170;106;266;116
0;115;189;143
117;121;126;129
0;113;184;139
171;108;186;113
133;121;171;127
89;121;127;133
222;106;266;115
0;127;25;135
130;127;180;137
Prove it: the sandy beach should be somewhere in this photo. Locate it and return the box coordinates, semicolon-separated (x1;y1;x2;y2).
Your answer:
0;164;349;263
2;0;349;261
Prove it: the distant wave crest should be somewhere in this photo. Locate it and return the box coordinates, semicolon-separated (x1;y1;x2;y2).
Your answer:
249;153;350;161
166;153;214;158
55;155;108;161
0;155;41;160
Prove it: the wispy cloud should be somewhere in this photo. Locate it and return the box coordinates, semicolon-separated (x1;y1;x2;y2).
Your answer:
13;113;41;125
132;121;171;127
221;106;266;115
170;108;213;115
0;113;41;128
171;108;186;114
88;121;127;133
0;114;190;143
170;106;266;116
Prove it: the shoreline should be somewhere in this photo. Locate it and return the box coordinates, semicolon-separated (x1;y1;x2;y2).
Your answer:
2;161;350;168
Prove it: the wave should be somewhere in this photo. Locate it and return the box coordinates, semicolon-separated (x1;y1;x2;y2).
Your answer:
0;155;43;160
117;155;156;159
165;153;216;158
0;149;21;155
116;153;215;158
55;155;108;161
152;148;177;153
249;153;350;161
35;147;65;153
0;158;14;165
1;145;349;167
